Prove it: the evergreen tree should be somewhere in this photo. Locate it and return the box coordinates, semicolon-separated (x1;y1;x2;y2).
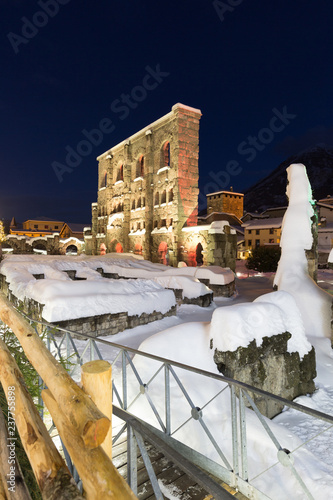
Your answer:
246;246;281;273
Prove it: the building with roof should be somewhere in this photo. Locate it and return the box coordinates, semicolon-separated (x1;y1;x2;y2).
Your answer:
242;217;282;257
5;217;88;255
206;190;244;219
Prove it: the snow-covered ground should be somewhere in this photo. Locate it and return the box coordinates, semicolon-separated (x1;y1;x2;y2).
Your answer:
56;263;333;500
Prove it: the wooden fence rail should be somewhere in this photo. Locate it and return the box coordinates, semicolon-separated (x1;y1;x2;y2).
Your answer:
0;292;137;500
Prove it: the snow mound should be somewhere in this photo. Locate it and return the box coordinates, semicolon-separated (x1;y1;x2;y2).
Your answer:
210;290;311;358
274;163;332;338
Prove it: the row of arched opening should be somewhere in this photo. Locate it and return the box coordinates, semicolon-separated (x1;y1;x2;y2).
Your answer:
154;188;173;206
99;141;171;189
157;242;204;266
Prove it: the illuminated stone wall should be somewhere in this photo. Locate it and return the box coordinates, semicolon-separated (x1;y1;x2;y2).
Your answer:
88;103;201;265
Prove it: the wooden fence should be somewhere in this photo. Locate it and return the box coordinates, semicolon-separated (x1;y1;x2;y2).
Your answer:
0;292;137;500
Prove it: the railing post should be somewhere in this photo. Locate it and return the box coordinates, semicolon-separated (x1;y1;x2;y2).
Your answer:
230;384;239;479
127;425;138;495
239;389;248;481
165;363;171;435
122;349;128;410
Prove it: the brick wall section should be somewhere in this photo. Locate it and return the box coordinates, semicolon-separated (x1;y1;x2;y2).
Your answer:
207;191;244;219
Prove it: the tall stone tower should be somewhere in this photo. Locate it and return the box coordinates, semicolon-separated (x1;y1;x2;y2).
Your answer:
87;103;202;265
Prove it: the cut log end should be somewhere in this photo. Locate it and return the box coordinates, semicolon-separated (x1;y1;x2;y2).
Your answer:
82;417;111;448
81;360;111;375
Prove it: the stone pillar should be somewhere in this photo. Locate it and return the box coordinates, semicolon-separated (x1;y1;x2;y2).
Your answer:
122;142;131;252
144;130;154;261
91;202;98;255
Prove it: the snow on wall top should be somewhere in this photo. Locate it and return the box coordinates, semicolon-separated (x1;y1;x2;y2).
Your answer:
210;290;312;358
0;254;234;322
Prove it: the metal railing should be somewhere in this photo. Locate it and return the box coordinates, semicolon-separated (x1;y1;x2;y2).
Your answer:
16;317;333;499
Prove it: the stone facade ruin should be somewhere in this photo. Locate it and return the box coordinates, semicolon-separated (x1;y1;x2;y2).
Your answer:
85;103;237;270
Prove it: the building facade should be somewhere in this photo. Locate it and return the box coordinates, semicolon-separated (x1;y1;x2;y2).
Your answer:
85;103;237;269
206;190;244;219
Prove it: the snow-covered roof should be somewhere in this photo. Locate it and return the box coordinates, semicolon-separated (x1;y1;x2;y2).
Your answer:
242;217;283;230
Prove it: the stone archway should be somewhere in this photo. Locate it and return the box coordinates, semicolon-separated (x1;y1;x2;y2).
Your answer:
66;244;78;255
32;242;47;255
115;242;123;253
196;242;204;266
134;242;143;255
158;241;168;265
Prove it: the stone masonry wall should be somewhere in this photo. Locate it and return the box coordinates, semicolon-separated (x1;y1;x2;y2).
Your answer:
213;332;316;418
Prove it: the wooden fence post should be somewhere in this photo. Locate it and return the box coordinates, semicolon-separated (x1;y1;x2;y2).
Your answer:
0;338;84;500
42;390;137;500
81;360;112;459
0;292;110;448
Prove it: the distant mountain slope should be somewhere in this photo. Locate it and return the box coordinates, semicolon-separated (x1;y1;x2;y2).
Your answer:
244;146;333;212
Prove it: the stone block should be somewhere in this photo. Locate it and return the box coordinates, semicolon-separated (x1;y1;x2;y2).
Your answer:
213;332;316;418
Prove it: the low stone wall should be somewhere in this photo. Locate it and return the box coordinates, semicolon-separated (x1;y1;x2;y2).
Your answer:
97;268;216;305
197;278;235;298
0;274;177;337
213;332;316;418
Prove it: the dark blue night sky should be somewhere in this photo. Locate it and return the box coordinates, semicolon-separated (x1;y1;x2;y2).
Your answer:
1;0;333;223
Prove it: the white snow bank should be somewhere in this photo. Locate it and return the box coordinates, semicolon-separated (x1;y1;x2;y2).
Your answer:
274;164;332;338
210;291;311;358
121;321;332;500
27;278;176;322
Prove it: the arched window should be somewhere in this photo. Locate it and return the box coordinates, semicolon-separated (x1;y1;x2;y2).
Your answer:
163;142;170;167
116;164;123;182
142;197;145;207
137;197;141;209
100;171;107;188
168;189;174;203
161;190;166;204
132;199;136;210
196;243;204;266
154;192;159;206
136;155;144;178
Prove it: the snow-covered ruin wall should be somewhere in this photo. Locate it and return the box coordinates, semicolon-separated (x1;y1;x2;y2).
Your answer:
211;291;316;418
0;254;234;336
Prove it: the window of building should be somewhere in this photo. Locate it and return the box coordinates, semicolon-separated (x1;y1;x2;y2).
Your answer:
154;192;159;206
45;225;48;229
101;171;107;188
137;197;141;208
132;199;136;210
116;164;123;182
55;226;58;229
142;197;145;207
34;224;38;228
154;220;158;228
269;228;274;234
248;240;252;246
135;155;144;178
256;229;260;235
162;141;170;167
161;219;167;227
161;190;166;204
255;239;260;247
248;229;252;234
269;238;274;243
168;189;173;203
